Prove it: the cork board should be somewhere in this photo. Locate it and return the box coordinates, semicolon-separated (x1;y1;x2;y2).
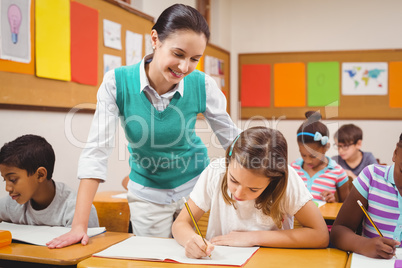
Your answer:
239;49;402;119
0;0;154;111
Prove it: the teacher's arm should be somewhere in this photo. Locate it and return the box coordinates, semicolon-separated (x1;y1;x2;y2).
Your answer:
47;178;101;248
47;71;119;249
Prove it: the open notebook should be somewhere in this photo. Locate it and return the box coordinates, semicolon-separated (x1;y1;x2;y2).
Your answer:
0;222;106;246
351;248;402;268
93;236;259;266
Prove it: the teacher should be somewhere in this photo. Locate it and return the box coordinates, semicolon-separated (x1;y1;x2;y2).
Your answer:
47;3;239;248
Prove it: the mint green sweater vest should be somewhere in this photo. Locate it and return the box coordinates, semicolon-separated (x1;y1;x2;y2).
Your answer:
115;62;209;189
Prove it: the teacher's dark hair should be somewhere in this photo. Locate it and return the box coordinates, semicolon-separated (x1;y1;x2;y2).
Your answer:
152;4;210;42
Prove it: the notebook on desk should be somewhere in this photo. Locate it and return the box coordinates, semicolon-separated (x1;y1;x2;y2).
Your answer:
351;248;402;268
93;236;259;266
0;222;106;246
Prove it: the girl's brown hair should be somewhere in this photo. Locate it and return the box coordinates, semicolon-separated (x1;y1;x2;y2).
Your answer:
221;126;288;229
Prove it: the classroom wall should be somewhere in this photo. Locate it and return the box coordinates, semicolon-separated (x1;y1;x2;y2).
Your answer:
1;0;401;198
228;0;402;172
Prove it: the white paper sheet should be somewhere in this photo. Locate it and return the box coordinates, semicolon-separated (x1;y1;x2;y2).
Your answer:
93;236;259;266
103;54;121;74
314;200;326;207
0;0;31;63
342;62;388;95
103;19;121;50
0;222;105;246
125;30;142;66
351;248;402;268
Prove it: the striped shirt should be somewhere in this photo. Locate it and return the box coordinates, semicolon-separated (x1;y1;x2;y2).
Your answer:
290;157;348;201
353;164;402;241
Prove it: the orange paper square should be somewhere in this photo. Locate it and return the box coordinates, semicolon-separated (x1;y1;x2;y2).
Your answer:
389;62;402;108
274;62;306;107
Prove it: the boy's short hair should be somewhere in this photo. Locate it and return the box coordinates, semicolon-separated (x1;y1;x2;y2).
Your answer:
0;135;55;180
398;133;402;148
334;124;363;144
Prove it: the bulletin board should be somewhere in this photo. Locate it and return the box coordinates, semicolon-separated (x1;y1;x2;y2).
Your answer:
0;0;154;111
203;43;231;114
239;49;402;120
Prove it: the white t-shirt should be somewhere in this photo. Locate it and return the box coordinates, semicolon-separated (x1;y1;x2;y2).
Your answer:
0;181;99;227
190;158;312;240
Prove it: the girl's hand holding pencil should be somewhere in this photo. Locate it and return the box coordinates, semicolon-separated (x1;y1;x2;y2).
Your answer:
356;200;400;259
357;236;399;259
182;197;214;259
184;234;215;259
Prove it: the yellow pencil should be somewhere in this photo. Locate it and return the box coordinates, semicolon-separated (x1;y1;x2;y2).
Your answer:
357;200;398;259
357;200;383;237
182;197;211;258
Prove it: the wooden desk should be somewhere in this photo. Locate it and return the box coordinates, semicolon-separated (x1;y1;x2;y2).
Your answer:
78;247;347;268
319;202;343;220
93;191;130;233
0;232;132;267
346;253;352;268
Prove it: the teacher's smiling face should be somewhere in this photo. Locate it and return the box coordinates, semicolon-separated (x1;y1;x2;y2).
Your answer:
150;29;207;92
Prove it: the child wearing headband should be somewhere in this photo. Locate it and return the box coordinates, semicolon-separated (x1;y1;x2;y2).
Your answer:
291;111;350;203
172;126;329;259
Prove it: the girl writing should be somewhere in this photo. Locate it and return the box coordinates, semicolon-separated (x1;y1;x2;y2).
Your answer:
291;111;350;203
172;126;329;259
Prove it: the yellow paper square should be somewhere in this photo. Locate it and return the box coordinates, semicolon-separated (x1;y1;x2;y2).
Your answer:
35;0;71;81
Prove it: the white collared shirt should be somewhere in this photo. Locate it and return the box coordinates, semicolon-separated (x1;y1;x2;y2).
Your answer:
77;54;241;204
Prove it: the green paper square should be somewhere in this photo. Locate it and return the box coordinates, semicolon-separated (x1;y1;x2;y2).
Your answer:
307;62;340;106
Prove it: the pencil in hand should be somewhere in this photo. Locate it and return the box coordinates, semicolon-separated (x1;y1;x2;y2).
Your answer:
357;200;383;237
357;200;397;259
182;197;211;258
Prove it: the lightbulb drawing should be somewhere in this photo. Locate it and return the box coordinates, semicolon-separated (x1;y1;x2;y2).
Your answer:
7;4;22;44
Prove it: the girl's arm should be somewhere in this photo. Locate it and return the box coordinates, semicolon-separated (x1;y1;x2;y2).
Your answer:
330;187;399;259
211;200;329;248
336;182;350;202
46;178;101;248
172;198;214;259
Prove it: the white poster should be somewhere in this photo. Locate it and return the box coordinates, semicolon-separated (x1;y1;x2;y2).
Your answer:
125;30;142;66
0;0;31;63
103;54;121;74
103;19;121;50
342;62;388;95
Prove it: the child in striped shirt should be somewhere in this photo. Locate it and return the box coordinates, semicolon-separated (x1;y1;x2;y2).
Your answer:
330;133;402;259
291;111;350;203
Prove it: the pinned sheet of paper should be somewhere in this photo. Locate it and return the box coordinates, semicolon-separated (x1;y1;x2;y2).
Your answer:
71;1;98;86
125;30;142;66
103;19;122;50
241;64;271;107
35;0;71;81
0;0;31;63
103;54;121;74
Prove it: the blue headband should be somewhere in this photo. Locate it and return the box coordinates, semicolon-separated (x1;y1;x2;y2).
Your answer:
297;132;328;145
229;134;241;156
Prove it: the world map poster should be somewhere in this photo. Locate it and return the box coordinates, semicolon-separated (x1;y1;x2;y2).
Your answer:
342;62;388;95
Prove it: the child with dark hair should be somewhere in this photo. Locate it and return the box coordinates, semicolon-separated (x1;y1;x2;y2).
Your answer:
330;133;402;259
172;127;328;259
291;111;350;203
48;4;239;249
332;124;378;180
0;135;99;227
